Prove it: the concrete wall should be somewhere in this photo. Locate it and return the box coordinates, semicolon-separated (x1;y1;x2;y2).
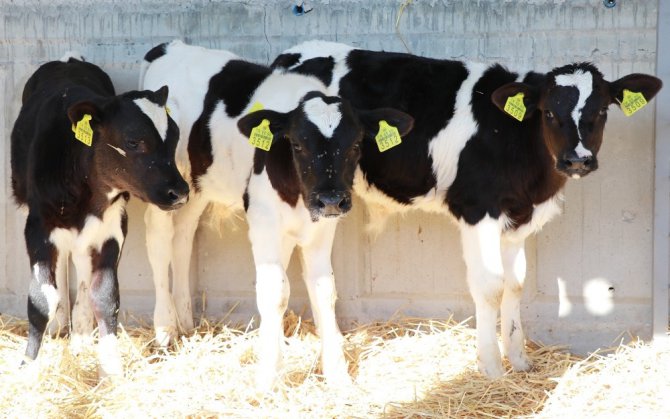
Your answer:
0;0;664;354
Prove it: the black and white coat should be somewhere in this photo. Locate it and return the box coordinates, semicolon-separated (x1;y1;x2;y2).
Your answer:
11;53;188;375
139;40;412;389
273;40;663;378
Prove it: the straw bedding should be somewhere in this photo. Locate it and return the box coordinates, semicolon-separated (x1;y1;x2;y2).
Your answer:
1;312;668;418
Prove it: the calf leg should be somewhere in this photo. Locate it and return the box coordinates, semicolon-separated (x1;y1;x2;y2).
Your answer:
459;215;505;378
145;204;178;346
170;195;208;333
47;250;70;336
90;239;123;376
501;242;531;371
248;218;289;391
23;212;58;361
70;249;96;349
300;222;349;386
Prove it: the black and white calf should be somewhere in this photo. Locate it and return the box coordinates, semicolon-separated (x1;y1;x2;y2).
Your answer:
11;54;189;374
273;41;662;378
139;40;412;389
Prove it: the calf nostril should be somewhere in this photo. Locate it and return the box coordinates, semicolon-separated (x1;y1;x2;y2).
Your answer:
167;189;180;202
337;197;349;209
583;157;593;167
562;159;573;168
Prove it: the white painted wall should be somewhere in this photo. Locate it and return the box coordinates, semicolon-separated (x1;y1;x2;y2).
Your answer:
0;0;665;354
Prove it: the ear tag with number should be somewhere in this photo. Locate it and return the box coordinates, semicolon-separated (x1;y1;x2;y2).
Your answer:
375;120;402;152
619;89;647;117
504;93;526;121
249;119;273;151
248;102;264;114
71;114;94;146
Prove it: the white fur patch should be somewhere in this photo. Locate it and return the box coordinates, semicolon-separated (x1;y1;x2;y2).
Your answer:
33;263;60;320
429;61;487;191
555;70;593;154
107;144;126;157
303;97;342;138
134;98;168;141
574;141;592;158
501;193;563;243
60;51;83;62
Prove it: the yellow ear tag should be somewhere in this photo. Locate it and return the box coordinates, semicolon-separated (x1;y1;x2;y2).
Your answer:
165;105;171;116
71;114;93;146
248;102;264;114
375;120;402;152
504;93;526;121
248;119;273;151
619;89;647;117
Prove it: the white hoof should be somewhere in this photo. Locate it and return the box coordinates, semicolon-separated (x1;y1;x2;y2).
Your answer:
478;358;505;379
509;351;532;372
154;326;176;348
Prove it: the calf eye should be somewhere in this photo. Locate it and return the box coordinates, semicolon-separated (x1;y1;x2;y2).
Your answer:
292;143;302;152
125;139;140;150
545;110;555;119
599;107;608;116
352;144;361;152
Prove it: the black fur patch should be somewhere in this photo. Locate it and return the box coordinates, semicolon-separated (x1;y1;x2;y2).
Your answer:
339;49;469;204
286;56;335;87
271;52;302;69
252;140;300;207
144;42;168;63
190;60;272;187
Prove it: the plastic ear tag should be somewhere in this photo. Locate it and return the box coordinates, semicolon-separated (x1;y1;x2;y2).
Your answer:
71;114;93;146
248;102;264;114
249;119;273;151
619;89;647;117
375;120;402;152
504;93;526;121
165;105;171;116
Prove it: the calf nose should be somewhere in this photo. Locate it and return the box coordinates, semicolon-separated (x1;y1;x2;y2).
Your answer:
167;181;190;206
560;153;596;178
317;192;350;217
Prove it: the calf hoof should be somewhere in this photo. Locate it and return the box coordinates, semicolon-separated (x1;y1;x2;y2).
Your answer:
509;352;532;372
324;369;352;388
478;358;505;379
70;333;95;356
255;368;279;393
47;307;70;337
154;326;177;348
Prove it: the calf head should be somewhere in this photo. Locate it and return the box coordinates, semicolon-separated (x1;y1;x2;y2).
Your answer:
492;64;662;178
238;91;413;221
67;86;189;209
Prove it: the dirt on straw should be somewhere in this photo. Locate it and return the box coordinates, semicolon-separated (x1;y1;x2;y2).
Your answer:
1;312;668;418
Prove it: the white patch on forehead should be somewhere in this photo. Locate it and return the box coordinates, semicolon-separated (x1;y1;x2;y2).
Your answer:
555;70;593;141
134;97;168;141
303;97;342;138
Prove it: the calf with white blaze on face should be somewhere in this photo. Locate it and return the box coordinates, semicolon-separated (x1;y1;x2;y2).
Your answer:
273;41;663;378
10;53;189;375
139;40;413;390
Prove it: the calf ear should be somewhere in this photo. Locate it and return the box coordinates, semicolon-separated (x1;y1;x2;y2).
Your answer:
357;108;415;138
152;85;169;106
237;109;290;141
67;99;110;126
491;82;539;121
609;74;663;105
